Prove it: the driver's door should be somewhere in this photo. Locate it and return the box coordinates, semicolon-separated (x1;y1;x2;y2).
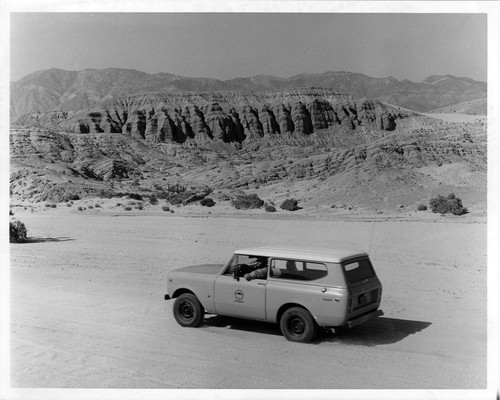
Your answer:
213;255;267;320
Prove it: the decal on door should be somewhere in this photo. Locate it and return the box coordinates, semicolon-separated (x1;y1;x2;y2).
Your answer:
235;290;244;302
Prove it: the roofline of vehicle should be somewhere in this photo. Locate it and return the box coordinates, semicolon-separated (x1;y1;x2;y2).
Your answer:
234;246;369;263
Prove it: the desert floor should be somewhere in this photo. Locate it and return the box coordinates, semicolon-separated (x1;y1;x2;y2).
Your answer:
9;206;487;389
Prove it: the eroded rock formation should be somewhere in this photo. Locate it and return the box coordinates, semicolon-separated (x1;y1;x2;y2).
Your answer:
16;91;405;147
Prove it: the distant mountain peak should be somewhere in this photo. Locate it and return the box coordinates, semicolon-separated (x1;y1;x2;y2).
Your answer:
10;67;487;118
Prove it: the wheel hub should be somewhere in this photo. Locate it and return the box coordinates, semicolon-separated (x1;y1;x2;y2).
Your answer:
180;302;194;319
290;317;305;335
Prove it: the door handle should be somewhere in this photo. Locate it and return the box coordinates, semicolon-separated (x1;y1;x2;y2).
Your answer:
257;282;266;286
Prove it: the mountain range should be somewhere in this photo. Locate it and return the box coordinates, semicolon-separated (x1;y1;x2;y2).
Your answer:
9;68;487;212
10;68;487;120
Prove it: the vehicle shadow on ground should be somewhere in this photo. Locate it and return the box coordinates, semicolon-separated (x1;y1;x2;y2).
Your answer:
23;236;75;243
202;315;431;346
203;315;282;337
319;317;432;346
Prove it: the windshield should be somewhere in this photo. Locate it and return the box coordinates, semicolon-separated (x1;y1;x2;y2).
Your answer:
342;258;375;284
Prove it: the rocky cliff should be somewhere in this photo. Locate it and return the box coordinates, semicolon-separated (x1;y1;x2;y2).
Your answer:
14;89;406;147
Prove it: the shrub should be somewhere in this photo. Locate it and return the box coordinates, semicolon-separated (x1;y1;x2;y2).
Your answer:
136;203;144;210
429;193;468;215
232;194;264;210
128;193;143;201
94;203;101;208
77;206;84;211
200;198;215;207
162;205;170;212
164;191;193;205
265;205;277;212
149;194;158;205
124;206;132;211
280;198;299;211
88;205;94;209
417;204;428;211
10;218;27;243
98;190;114;199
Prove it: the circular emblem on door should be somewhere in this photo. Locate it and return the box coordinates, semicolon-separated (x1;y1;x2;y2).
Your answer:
235;290;244;301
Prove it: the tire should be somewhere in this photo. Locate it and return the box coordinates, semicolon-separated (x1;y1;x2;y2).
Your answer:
280;307;317;343
173;293;204;327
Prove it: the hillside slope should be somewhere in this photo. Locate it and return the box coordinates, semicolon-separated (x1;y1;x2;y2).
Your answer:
14;89;406;148
11;68;487;119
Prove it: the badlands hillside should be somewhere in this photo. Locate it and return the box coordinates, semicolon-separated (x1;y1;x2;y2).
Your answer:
10;68;486;118
9;69;487;213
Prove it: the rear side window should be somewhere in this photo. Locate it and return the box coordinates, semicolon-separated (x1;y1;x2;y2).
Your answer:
343;258;375;283
271;259;327;281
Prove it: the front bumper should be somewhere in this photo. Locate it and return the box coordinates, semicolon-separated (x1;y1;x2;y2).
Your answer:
346;309;383;328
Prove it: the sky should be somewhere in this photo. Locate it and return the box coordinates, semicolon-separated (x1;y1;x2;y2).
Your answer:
10;12;487;82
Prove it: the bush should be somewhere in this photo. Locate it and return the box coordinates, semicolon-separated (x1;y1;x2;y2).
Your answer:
149;194;158;205
10;218;27;243
164;191;194;205
45;203;57;208
429;193;468;215
280;198;299;211
128;193;143;201
162;205;170;212
124;206;132;211
200;198;215;207
417;204;428;211
232;194;264;210
265;205;277;212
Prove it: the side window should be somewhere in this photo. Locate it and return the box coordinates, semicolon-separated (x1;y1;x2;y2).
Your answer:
222;255;268;278
271;259;327;281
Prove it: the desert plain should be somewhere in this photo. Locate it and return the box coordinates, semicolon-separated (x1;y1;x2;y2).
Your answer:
9;203;487;390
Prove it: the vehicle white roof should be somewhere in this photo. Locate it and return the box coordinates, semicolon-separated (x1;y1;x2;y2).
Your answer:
235;246;368;263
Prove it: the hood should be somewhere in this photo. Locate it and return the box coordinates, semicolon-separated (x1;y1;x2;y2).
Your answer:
173;264;225;275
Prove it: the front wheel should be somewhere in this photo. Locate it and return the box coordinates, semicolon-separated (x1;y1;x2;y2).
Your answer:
280;307;317;343
173;293;204;327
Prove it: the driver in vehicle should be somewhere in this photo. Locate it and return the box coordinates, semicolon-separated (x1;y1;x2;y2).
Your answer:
243;257;268;281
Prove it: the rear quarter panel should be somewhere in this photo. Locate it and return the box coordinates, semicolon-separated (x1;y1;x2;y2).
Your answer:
265;279;349;327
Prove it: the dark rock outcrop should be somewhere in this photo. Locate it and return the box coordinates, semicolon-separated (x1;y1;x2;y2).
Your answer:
13;90;405;148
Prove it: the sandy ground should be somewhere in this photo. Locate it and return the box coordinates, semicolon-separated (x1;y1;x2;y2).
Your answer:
9;206;487;390
422;113;486;123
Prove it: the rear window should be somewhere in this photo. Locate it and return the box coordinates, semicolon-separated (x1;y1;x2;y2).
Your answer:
343;258;375;283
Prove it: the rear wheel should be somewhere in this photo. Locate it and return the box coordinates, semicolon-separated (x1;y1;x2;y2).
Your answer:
173;293;204;327
280;307;317;343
